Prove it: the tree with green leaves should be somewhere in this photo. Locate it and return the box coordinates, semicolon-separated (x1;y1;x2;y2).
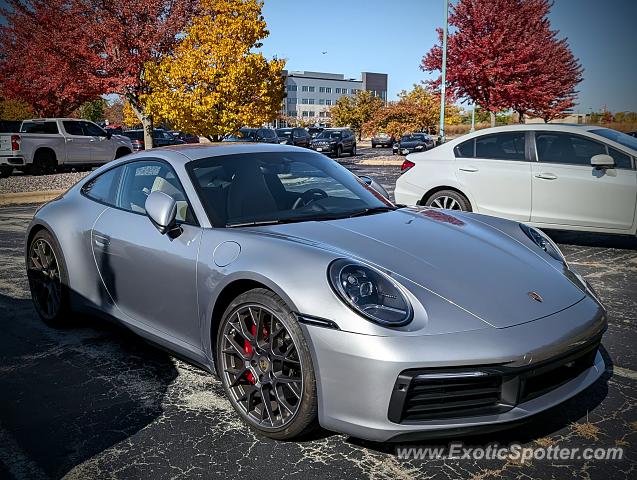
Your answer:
330;90;384;139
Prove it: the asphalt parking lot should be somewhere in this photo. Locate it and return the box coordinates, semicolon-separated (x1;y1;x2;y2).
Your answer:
0;157;635;479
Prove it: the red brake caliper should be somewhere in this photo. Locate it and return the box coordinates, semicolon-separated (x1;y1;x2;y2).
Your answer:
244;323;257;384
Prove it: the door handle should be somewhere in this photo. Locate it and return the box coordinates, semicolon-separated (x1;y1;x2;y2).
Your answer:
459;166;479;172
93;233;110;248
66;138;73;142
535;173;558;180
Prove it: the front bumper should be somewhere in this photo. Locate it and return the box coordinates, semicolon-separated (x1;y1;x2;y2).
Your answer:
302;296;606;442
311;144;337;154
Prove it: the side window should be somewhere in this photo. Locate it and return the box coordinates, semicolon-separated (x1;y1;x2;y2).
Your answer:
117;161;195;224
81;167;123;205
608;147;633;170
82;121;106;137
455;139;474;158
475;133;526;161
536;132;605;166
21;121;59;134
62;121;85;136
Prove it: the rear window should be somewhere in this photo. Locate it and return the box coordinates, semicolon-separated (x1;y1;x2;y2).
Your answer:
455;139;475;158
20;121;59;134
123;131;144;141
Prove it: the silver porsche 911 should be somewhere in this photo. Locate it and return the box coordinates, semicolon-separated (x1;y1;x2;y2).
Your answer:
25;143;607;442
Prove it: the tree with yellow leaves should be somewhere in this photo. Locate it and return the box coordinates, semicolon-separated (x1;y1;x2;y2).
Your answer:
144;0;285;140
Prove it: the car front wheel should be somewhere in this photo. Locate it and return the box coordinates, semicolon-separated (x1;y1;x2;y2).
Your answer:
217;288;318;440
424;190;472;212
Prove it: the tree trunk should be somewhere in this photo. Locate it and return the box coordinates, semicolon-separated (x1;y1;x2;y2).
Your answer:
490;111;496;128
127;96;153;150
517;110;525;124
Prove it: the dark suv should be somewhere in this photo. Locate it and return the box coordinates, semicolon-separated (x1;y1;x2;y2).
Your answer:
122;129;185;151
310;128;357;157
276;127;311;147
223;127;279;144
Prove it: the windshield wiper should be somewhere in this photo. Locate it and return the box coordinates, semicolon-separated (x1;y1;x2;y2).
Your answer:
348;206;397;218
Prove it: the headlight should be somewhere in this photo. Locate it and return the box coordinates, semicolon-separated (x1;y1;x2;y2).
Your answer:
328;259;413;327
520;224;567;265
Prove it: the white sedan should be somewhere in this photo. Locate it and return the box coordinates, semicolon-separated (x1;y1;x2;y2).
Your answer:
394;124;637;236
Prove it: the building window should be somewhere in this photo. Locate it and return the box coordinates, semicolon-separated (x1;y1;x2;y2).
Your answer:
308;98;315;105
319;111;325;118
302;85;308;92
319;99;325;105
308;86;315;92
309;111;315;117
326;111;331;117
325;87;332;93
288;110;297;116
288;85;297;92
319;86;325;93
302;111;309;117
325;99;332;105
301;98;309;104
287;97;296;104
335;87;341;94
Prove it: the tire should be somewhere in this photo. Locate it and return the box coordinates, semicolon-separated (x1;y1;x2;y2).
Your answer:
26;229;73;328
335;146;342;158
424;189;472;212
0;166;12;178
216;288;318;440
115;148;131;159
30;150;56;176
371;143;376;149
349;144;356;157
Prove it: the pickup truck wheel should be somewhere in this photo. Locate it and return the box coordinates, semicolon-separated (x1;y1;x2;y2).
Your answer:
31;151;56;176
0;166;12;178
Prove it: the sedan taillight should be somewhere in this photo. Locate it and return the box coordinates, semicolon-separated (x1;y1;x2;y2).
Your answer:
11;134;20;151
401;159;415;173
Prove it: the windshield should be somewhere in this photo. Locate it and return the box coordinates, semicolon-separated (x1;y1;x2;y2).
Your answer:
316;131;342;139
276;129;292;138
187;151;393;227
401;135;421;142
590;128;637;152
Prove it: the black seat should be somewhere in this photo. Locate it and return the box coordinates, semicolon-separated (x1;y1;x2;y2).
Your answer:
226;161;278;221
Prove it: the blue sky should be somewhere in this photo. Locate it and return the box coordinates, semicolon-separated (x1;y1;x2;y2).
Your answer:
260;0;637;113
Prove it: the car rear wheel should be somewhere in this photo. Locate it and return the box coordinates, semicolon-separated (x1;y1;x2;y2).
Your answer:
217;288;317;440
424;190;472;212
350;144;356;157
0;166;12;178
27;229;73;327
335;146;342;158
30;151;56;176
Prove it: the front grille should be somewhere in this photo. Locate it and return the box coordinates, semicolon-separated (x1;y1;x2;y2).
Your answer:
388;334;602;424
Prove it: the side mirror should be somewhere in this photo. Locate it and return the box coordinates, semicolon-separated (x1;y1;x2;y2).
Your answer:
105;130;113;139
591;154;614;169
145;191;177;234
358;175;390;200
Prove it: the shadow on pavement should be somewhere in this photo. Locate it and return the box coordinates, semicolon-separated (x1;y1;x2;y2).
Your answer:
545;229;637;250
0;292;178;479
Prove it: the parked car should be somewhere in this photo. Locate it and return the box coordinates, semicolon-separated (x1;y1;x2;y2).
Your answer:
122;129;186;151
222;127;279;144
310;128;356;157
371;133;394;148
307;127;324;138
169;131;200;144
393;133;435;155
0;118;133;177
395;124;637;236
27;142;607;442
276;127;312;147
627;131;637;138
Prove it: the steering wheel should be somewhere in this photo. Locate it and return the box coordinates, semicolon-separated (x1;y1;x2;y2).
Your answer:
291;188;328;210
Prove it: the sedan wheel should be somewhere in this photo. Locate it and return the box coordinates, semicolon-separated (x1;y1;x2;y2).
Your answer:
217;288;317;439
27;230;71;326
425;190;472;212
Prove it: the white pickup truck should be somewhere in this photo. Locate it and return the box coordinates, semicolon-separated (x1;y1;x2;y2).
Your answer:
0;118;134;177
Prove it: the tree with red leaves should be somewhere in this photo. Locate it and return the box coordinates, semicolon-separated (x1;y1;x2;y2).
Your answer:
0;0;102;117
0;0;197;147
422;0;582;125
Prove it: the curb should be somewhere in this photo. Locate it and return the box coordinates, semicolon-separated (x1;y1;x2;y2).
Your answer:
0;190;65;206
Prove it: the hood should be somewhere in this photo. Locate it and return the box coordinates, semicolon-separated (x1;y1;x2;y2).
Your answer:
261;208;585;329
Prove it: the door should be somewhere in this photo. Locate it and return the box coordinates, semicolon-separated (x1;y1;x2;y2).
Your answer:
454;131;532;221
531;131;637;230
82;121;113;163
91;159;203;347
61;120;93;164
